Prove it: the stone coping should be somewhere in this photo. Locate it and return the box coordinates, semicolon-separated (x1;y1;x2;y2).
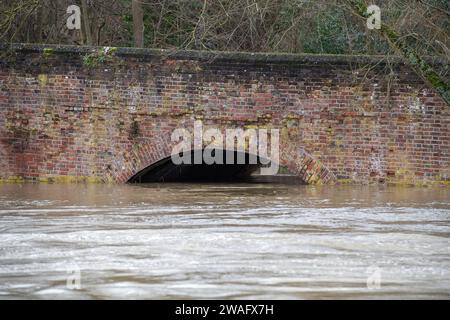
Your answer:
2;43;448;66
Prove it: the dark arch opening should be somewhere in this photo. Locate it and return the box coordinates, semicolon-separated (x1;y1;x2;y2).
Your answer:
127;149;304;184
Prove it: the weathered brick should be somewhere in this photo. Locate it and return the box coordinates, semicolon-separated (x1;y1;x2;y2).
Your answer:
0;45;448;185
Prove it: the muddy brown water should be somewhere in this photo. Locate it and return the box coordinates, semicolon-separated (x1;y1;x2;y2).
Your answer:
0;183;449;299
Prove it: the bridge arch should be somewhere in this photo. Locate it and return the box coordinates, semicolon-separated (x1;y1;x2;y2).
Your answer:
128;149;268;183
119;137;336;185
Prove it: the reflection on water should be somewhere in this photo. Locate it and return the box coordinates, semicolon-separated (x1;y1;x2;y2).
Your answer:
0;183;449;299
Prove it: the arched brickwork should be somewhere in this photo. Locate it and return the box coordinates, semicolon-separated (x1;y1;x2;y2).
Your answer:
120;134;336;184
116;135;173;183
280;145;337;185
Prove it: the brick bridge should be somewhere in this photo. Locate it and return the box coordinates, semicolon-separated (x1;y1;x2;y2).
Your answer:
0;44;448;185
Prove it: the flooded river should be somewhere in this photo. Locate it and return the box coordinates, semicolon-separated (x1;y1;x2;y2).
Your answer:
0;183;449;299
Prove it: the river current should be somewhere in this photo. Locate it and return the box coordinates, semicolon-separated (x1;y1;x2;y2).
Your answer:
0;183;449;299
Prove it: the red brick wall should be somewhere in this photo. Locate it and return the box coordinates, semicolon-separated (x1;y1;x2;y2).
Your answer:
0;44;448;185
